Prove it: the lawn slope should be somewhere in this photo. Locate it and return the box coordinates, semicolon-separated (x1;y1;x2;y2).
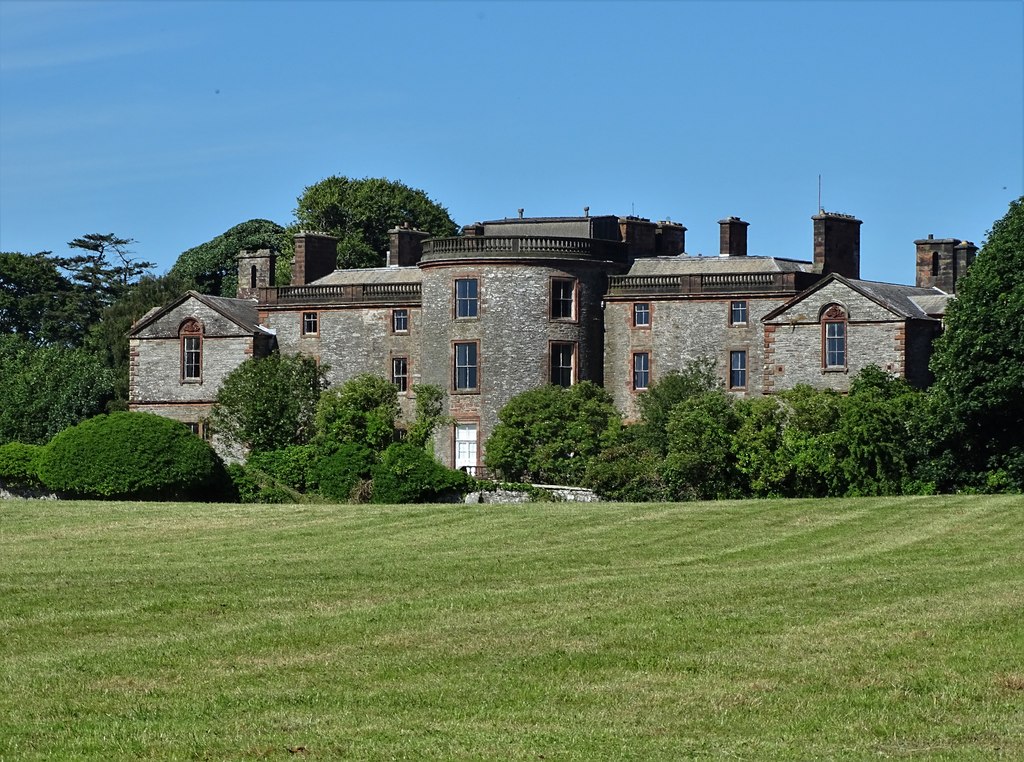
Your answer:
1;496;1022;759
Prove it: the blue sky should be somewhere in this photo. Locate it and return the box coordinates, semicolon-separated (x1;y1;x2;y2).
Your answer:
1;0;1021;286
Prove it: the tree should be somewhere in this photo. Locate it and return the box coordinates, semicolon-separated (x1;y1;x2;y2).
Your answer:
484;382;620;484
928;197;1024;491
833;367;930;496
66;233;154;289
0;251;82;346
634;360;718;455
293;177;459;269
0;335;114;445
315;374;400;454
170;219;288;297
210;353;328;454
660;390;742;501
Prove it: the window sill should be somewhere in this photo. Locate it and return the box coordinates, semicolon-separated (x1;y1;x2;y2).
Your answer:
822;367;849;374
452;388;481;395
180;379;203;385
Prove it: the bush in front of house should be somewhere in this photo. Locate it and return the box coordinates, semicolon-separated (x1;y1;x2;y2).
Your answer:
246;444;321;494
0;442;45;490
370;443;475;504
36;412;228;500
226;462;298;504
315;442;375;502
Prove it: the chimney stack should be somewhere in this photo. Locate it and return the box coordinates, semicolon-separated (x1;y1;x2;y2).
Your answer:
719;217;749;257
387;224;430;267
813;212;861;279
291;232;339;286
656;220;686;256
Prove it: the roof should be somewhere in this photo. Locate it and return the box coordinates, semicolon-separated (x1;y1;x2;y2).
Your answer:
311;266;422;286
849;278;951;320
128;290;271;336
626;254;816;276
762;274;949;322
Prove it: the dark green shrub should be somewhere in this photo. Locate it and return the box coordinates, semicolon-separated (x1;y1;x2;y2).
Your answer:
315;443;375;502
226;463;298;504
246;444;320;493
371;443;475;504
36;412;227;500
0;442;45;489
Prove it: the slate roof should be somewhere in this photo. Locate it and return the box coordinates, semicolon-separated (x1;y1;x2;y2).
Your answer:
312;266;423;286
626;254;816;276
762;274;950;322
128;290;271;336
848;278;951;320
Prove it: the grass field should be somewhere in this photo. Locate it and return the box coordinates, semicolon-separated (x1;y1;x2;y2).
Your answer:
1;496;1022;760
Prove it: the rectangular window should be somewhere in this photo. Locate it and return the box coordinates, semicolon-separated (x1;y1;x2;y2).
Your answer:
550;278;576;320
825;321;846;368
549;342;575;388
633;302;650;327
632;352;650;391
455;278;478;318
392;308;409;333
454;342;479;391
730;300;748;325
182;336;201;380
302;311;319;335
729;350;747;389
392;357;409;392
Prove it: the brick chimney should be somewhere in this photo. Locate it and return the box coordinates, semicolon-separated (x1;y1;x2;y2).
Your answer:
656;221;686;256
387;224;431;267
719;217;749;257
619;216;658;259
291;231;339;286
236;248;276;299
813;212;861;279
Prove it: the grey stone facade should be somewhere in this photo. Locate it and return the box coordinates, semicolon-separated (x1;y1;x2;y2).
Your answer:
129;210;967;469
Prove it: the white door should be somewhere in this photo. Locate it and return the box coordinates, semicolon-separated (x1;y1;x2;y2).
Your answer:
454;423;478;473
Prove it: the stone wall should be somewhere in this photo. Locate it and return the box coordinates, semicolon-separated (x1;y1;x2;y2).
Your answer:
419;259;613;468
604;295;784;419
130;299;256;406
264;304;422;421
764;280;907;393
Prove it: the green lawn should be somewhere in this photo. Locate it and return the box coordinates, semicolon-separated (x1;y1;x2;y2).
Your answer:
1;496;1022;760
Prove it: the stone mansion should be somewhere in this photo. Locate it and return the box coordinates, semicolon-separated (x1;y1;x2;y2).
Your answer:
128;210;975;470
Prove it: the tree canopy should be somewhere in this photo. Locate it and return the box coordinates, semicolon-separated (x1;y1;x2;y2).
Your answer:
170;219;288;297
485;382;620;484
211;353;329;454
293;176;459;269
0;335;114;445
928;196;1024;491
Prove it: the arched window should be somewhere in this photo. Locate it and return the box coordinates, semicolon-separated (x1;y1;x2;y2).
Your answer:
180;318;203;381
821;304;847;369
250;265;258;289
931;251;940;277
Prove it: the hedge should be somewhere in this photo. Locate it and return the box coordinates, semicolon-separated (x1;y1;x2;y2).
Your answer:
36;412;227;500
